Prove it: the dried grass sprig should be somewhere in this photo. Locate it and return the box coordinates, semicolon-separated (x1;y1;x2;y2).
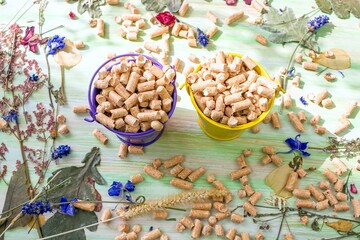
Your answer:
116;188;228;220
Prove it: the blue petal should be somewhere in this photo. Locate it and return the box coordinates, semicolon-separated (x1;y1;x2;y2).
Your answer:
301;150;311;157
60;196;69;213
124;180;135;192
285;137;297;150
299;141;308;151
125;194;133;202
65;204;75;216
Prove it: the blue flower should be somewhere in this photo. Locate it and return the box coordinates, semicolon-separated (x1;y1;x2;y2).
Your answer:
60;196;77;216
108;181;123;197
299;96;308;105
22;200;52;215
307;15;329;31
287;67;295;77
277;134;310;157
197;28;209;47
51;145;71;160
29;74;39;81
47;35;65;55
124;180;135;192
2;110;18;124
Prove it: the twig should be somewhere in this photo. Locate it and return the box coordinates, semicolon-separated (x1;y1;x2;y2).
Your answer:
276;209;287;240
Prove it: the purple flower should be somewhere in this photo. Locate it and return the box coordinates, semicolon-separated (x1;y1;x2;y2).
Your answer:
243;0;252;5
197;28;209;47
277;134;310;157
307;15;330;31
287;67;295;77
108;181;123;197
51;145;71;160
124;180;135;192
20;26;48;53
2;110;18;124
299;96;308;105
226;0;237;5
47;35;65;55
350;184;358;194
22;200;52;215
29;74;39;81
60;196;77;216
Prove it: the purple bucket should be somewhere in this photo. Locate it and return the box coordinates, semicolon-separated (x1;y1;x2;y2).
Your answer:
85;53;177;147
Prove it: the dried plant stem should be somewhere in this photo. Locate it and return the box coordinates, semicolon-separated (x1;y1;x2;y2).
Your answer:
59;65;66;104
117;189;228;220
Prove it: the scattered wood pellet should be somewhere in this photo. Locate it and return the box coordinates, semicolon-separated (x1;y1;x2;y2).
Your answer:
334;117;350;134
250;124;260;133
142;228;162;240
57;114;66;124
271;155;282;166
291;76;300;87
226;227;237;240
176;222;186;233
342;101;358;118
284;232;294;240
97;19;105;37
73;105;89;113
73;200;96;212
224;11;244;25
117;143;128;159
230;167;251;180
144;165;163;179
192;202;212;210
101;208;112;223
352;199;360;218
251;0;265;12
243;201;257;216
296;199;316;208
334;179;344;192
271;112;281;128
287;111;305;132
256;34;267;46
308;184;325;201
206;26;218;39
293;189;311;199
128;145;144;154
302;61;318;71
0;118;7;129
188;167;206;182
207;174;216;183
333;202;350;212
180;216;194;229
318;180;330;190
324;189;338;206
118;223;130;233
316;199;329;211
170;177;193;190
92;128;108;144
207;11;218;24
191;219;202;238
163;155;185;169
202;224;212;236
214;224;224;236
58;125;69;135
177;168;192;179
152;210;168;219
285;172;298;191
130;174;143;184
178;1;189;17
323;168;338;184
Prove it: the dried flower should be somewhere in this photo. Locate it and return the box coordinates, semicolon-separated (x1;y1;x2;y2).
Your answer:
2;110;18;124
299;96;308;105
307;15;330;31
226;0;237;5
47;35;65;55
60;196;78;216
277;134;310;157
51;145;71;160
350;184;358;194
21;200;52;215
53;39;82;68
69;11;76;19
155;11;176;27
20;26;47;53
197;28;209;47
108;181;123;197
124;180;135;192
287;67;295;77
243;0;252;5
29;74;39;82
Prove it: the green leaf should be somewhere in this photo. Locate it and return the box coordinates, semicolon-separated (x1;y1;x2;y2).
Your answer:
349;0;360;17
260;7;317;49
78;0;106;18
331;0;351;19
0;164;32;238
315;0;333;14
41;209;98;240
45;147;106;208
141;0;168;12
315;0;360;18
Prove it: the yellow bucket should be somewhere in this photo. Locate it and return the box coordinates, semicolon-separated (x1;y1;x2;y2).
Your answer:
184;52;281;141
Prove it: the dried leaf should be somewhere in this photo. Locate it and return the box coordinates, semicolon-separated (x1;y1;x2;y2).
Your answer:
0;164;32;238
326;220;353;232
78;0;106;18
41;210;98;240
261;7;318;49
313;48;351;70
311;218;322;231
315;0;360;18
53;39;82;69
316;0;333;14
45;147;106;210
167;0;182;12
265;164;299;199
141;0;168;12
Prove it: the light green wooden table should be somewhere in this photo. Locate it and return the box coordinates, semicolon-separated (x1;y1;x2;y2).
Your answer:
1;0;359;239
